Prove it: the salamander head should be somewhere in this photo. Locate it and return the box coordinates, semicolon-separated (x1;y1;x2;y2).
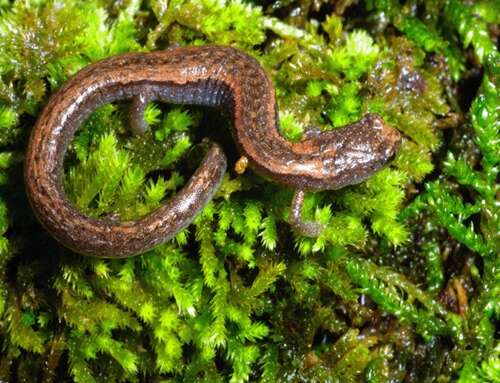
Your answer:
363;112;401;165
321;113;402;190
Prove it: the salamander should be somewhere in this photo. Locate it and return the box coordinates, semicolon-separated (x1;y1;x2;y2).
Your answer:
24;45;401;257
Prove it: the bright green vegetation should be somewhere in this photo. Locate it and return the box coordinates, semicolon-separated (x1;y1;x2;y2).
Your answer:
0;0;498;381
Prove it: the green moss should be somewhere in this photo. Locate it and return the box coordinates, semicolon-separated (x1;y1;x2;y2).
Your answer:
445;0;497;63
0;0;498;381
278;111;304;142
327;30;380;80
148;0;265;49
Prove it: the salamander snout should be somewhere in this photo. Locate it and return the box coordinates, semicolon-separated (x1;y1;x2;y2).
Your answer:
366;113;401;164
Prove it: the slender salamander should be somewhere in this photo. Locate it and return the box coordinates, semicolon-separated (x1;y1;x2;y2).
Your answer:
24;45;401;257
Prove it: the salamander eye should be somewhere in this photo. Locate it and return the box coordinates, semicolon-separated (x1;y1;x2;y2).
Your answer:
387;151;396;163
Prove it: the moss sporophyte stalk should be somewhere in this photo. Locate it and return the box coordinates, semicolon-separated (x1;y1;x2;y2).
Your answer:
0;0;499;382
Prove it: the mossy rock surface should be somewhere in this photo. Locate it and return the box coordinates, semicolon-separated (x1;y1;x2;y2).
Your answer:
0;0;498;382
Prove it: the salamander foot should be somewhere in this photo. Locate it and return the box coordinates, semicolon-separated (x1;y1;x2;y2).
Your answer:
130;92;153;135
289;189;326;237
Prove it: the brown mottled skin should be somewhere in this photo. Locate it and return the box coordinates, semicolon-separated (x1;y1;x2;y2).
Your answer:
25;45;401;257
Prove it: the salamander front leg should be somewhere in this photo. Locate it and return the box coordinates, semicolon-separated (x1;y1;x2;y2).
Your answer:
130;92;152;135
289;189;326;237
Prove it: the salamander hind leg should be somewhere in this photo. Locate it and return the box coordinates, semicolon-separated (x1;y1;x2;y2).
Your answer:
289;189;326;237
130;92;153;135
